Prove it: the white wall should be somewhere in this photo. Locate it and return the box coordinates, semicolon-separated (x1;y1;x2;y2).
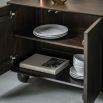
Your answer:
0;0;9;7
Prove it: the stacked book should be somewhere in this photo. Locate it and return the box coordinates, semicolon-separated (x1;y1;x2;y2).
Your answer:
20;54;69;75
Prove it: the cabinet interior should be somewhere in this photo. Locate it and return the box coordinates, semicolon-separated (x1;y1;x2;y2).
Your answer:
10;6;100;88
14;6;98;50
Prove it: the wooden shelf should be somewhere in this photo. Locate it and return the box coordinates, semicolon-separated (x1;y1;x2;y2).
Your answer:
15;32;84;50
20;67;83;89
8;0;103;16
42;76;83;88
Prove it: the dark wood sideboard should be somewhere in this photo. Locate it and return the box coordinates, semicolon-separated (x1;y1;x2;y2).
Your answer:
0;0;103;103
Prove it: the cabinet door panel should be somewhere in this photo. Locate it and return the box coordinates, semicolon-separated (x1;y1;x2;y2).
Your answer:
0;6;14;75
84;18;103;103
0;6;10;17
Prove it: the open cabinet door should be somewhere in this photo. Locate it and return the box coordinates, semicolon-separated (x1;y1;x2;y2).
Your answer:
0;6;14;75
84;18;103;103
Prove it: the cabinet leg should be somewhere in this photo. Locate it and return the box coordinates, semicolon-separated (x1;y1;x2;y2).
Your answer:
17;73;29;83
82;93;84;101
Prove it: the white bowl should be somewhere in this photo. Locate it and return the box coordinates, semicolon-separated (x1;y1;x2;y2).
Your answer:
74;66;84;76
73;54;84;75
73;54;84;66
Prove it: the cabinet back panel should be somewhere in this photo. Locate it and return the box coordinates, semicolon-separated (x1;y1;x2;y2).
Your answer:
14;6;98;36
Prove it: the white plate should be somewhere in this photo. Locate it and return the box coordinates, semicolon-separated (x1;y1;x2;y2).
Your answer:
34;32;68;39
33;24;68;38
70;72;84;79
34;32;68;37
70;71;83;79
70;66;83;76
69;66;84;80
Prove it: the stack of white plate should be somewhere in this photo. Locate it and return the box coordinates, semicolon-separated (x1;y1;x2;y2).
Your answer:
33;24;68;39
69;54;84;80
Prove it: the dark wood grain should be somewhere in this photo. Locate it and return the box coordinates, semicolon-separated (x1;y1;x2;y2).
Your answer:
0;6;14;74
0;16;12;64
101;19;103;92
0;6;10;17
12;6;36;33
84;18;103;103
8;0;103;16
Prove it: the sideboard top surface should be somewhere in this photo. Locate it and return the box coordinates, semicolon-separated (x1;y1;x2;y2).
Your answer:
8;0;103;16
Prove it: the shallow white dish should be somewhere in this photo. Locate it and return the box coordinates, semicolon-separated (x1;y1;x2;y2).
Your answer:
70;72;83;79
34;32;68;39
69;66;84;80
33;24;68;39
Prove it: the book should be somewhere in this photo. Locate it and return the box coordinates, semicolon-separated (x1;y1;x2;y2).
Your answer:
19;53;69;75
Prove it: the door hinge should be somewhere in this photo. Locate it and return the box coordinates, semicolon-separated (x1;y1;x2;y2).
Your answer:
10;11;15;19
10;55;20;71
10;55;20;66
10;55;16;64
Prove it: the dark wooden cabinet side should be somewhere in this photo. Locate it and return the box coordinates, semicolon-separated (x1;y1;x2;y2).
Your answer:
0;6;14;74
0;6;10;17
84;18;103;103
101;22;103;92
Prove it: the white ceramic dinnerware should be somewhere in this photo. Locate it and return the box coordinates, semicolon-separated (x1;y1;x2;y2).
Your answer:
70;54;84;80
70;66;84;79
73;54;84;75
33;24;68;39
